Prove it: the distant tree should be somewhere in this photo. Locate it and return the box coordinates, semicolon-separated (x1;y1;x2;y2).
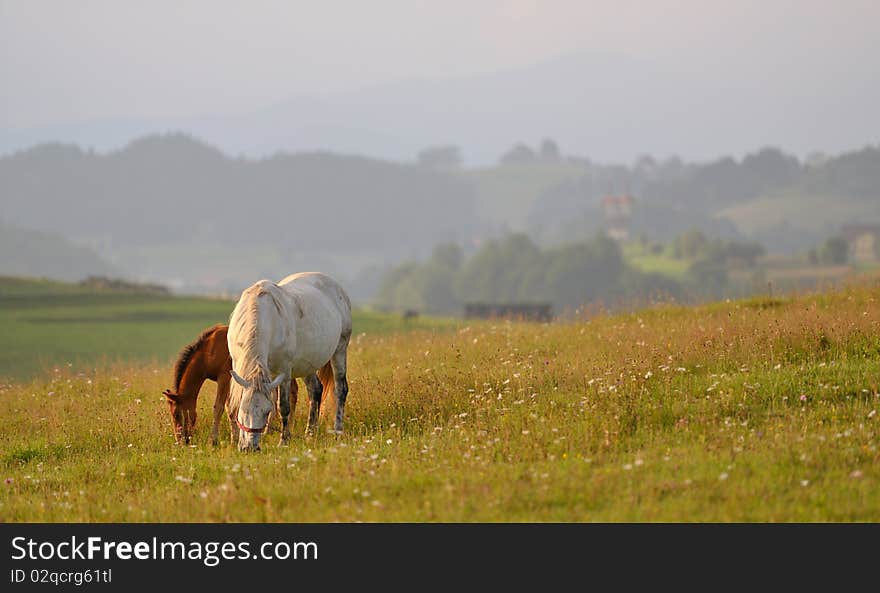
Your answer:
374;262;423;312
720;241;765;266
430;243;464;270
455;233;543;303
539;138;561;161
673;229;710;259
417;145;462;169
740;146;801;192
374;233;682;316
500;143;537;165
818;236;849;265
634;154;657;175
542;234;625;311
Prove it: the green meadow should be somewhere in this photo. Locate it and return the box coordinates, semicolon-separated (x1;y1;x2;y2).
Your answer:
1;276;879;521
0;276;457;381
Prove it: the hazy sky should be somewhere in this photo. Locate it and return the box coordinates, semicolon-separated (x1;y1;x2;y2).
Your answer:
2;0;878;129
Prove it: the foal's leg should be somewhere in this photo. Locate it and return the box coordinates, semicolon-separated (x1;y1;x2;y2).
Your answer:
278;375;293;446
330;342;350;435
226;386;239;445
305;372;323;436
212;373;231;446
227;407;238;445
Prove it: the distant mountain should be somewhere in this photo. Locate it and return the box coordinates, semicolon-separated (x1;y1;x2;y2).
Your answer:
3;130;879;297
0;222;119;282
2;50;878;165
0;133;482;294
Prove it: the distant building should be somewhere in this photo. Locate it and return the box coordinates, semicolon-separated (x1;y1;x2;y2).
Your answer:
601;194;634;241
840;224;880;263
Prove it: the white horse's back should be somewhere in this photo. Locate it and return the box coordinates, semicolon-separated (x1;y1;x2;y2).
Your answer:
277;272;352;377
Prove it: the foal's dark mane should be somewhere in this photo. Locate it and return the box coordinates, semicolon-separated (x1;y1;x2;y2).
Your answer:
172;324;225;392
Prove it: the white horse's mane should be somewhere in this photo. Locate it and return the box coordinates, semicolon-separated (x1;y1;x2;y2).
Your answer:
228;280;288;388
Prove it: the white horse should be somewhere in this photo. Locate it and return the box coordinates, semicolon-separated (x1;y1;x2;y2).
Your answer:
226;272;352;451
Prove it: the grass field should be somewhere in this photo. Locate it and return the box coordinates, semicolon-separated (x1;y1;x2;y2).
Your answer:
717;191;879;236
622;243;690;280
2;278;880;521
0;276;458;380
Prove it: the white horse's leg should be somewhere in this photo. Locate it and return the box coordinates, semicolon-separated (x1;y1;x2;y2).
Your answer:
330;340;350;434
278;375;293;446
305;373;323;436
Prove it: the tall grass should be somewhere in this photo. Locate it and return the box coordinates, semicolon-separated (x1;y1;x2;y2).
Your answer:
1;284;879;521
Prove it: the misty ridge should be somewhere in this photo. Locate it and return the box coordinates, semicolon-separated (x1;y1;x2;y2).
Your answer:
4;49;879;167
2;131;879;312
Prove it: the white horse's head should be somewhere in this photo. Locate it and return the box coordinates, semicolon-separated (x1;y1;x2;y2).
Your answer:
231;369;285;451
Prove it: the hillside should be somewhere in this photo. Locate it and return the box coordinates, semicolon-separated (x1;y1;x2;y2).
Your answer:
3;135;879;297
462;161;585;232
0;222;119;281
527;146;880;251
718;192;878;253
0;134;483;293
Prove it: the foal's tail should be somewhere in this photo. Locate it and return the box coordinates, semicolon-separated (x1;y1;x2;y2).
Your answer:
318;361;335;415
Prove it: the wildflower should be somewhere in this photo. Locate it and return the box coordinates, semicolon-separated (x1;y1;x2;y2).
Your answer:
719;473;729;481
4;478;12;485
800;480;810;487
800;394;807;402
850;470;863;479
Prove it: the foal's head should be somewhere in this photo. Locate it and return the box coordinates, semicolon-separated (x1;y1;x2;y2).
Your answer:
163;390;197;444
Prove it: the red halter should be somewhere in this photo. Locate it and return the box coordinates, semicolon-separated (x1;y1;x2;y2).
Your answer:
237;418;266;434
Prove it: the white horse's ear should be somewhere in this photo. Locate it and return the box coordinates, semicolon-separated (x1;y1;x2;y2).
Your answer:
231;369;251;388
268;373;286;391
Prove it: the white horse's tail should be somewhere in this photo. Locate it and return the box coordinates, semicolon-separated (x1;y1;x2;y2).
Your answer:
317;361;335;415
